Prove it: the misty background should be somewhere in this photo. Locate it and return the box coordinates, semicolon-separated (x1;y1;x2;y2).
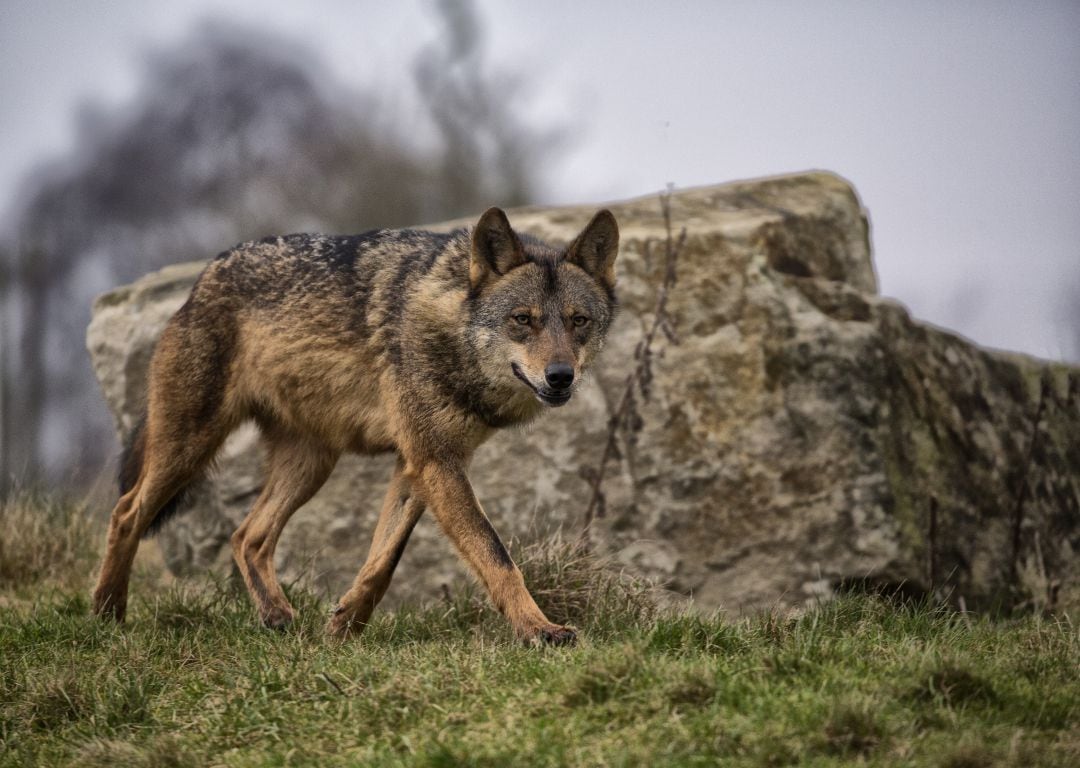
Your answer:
0;0;1078;492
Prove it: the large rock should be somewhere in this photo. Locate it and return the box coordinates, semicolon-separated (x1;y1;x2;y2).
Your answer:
87;172;1080;614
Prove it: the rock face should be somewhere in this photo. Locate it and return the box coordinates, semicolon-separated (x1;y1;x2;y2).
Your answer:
87;172;1080;614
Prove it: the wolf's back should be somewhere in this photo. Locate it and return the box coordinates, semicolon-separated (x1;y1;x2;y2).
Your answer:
189;229;467;328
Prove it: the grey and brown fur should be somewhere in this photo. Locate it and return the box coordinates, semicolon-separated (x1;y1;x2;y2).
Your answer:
91;207;619;645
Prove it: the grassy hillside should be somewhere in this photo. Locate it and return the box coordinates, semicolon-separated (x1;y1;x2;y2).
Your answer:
1;494;1077;767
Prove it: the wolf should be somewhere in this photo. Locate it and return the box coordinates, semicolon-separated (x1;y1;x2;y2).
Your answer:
91;206;618;645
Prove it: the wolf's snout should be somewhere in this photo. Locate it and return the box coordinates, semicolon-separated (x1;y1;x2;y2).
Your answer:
544;363;574;390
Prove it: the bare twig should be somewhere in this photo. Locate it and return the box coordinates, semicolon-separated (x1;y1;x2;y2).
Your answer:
1010;375;1049;579
957;595;972;629
317;672;349;697
927;495;938;593
580;188;686;547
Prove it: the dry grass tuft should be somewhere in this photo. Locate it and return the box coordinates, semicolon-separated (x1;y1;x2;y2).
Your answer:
0;491;99;590
513;536;659;636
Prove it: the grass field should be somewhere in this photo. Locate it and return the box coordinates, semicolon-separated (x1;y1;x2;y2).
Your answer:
1;494;1077;767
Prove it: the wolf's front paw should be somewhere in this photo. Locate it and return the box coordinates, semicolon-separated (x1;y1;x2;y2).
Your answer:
522;623;577;647
259;605;295;631
91;589;127;622
325;604;368;639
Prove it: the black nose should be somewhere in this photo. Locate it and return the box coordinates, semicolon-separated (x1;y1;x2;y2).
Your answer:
545;363;575;390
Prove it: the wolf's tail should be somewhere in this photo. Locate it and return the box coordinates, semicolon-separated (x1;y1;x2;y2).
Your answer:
118;415;195;539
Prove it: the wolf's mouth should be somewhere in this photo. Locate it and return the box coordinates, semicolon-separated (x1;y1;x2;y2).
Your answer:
511;363;572;407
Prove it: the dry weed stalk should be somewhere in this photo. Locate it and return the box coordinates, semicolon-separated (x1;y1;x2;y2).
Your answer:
580;188;686;546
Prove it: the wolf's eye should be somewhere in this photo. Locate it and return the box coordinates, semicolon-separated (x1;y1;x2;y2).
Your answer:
513;314;531;325
572;315;590;328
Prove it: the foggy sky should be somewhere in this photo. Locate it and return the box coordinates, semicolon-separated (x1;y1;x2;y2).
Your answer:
2;0;1078;361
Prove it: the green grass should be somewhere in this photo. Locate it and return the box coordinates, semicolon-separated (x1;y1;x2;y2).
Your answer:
1;497;1077;766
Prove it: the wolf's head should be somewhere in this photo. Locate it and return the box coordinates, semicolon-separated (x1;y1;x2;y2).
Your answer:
467;207;618;411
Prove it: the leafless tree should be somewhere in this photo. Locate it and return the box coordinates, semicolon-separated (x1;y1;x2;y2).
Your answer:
414;0;564;217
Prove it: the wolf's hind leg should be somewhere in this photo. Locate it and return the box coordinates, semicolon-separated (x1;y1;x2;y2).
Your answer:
327;458;424;637
92;426;226;621
231;430;337;629
92;475;179;621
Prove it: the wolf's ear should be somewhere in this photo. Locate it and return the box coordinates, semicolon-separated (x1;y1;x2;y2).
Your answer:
565;209;619;289
471;207;526;289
